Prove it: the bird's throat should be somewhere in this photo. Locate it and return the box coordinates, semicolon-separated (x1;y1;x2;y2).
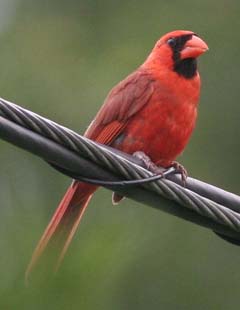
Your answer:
174;58;197;79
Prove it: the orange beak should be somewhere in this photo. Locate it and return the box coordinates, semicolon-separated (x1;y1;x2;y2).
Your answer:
181;35;208;59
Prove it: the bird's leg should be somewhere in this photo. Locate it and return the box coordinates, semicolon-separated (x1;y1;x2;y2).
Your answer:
112;151;164;205
133;152;188;186
132;151;165;175
169;161;188;186
112;154;188;205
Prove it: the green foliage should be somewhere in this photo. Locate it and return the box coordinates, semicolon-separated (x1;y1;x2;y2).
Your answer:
0;0;240;309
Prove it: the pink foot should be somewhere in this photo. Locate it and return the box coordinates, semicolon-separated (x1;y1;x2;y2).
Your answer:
133;151;165;174
133;152;188;186
170;161;188;186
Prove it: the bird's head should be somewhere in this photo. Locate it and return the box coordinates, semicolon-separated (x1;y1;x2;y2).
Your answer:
145;30;208;79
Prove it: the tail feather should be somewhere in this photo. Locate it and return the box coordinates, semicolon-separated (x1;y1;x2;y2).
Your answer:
26;181;97;279
54;193;93;271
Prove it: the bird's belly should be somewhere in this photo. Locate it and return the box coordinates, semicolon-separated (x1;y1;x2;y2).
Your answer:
112;101;197;167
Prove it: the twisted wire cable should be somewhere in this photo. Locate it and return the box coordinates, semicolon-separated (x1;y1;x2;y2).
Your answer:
0;97;240;239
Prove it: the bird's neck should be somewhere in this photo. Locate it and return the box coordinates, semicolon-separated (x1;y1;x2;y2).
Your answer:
143;50;198;79
173;58;197;79
141;62;201;107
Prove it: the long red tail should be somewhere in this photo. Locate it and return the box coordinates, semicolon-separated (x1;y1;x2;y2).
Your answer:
26;181;97;279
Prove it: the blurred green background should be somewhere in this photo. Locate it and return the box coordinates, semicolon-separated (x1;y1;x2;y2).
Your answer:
0;0;240;309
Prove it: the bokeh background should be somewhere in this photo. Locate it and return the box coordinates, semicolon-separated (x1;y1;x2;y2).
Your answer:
0;0;239;309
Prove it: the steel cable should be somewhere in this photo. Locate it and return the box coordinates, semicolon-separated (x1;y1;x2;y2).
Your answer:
0;97;240;241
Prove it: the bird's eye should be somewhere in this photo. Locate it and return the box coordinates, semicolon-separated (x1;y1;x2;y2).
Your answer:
167;38;176;46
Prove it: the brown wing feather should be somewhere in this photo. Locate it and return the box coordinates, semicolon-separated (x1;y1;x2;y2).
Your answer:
91;120;126;145
85;70;154;144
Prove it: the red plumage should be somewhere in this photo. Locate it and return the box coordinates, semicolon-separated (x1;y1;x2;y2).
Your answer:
26;30;208;277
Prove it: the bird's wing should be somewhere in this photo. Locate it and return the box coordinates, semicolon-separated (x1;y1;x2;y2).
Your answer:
84;70;154;144
25;71;154;279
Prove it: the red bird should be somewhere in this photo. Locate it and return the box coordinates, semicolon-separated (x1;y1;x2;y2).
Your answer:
26;30;208;276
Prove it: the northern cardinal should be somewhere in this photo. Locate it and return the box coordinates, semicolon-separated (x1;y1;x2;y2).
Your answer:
26;30;208;277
